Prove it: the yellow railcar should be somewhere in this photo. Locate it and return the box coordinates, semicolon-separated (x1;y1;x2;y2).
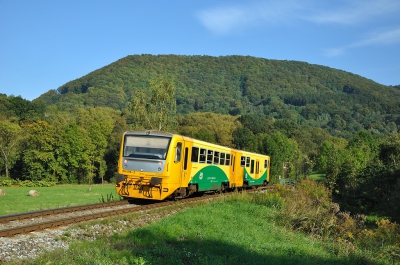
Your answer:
116;130;270;200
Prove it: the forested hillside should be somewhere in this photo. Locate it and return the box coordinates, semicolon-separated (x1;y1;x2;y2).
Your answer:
38;55;400;139
1;54;400;222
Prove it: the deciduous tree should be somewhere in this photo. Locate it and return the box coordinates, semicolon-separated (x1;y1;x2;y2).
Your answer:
0;120;22;178
129;76;178;131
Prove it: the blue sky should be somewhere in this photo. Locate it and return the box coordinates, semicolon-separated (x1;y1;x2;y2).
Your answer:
1;0;399;101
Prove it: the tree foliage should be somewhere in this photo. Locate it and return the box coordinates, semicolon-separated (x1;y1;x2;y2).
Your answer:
2;55;400;222
128;76;178;131
37;54;400;138
258;132;301;180
0;120;22;177
177;112;239;147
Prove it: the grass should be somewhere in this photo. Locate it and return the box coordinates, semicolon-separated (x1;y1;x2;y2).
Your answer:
3;182;397;265
308;170;327;182
0;184;119;216
9;192;391;265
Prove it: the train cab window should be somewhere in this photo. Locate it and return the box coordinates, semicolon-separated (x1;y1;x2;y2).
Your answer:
250;160;255;173
246;157;250;167
124;135;170;160
219;153;225;165
207;150;213;164
240;156;246;167
264;159;269;168
191;147;199;163
174;143;182;162
226;154;231;166
199;148;206;163
214;151;219;164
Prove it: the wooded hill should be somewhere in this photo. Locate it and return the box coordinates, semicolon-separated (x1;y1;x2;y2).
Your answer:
38;54;400;139
2;55;400;221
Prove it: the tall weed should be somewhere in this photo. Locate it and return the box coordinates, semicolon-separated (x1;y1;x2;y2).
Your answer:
272;179;400;261
250;192;285;209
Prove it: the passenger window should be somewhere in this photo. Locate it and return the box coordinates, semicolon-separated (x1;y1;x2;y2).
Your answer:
240;156;246;167
191;147;199;162
225;154;231;166
264;159;269;168
214;151;219;164
220;153;225;165
199;148;206;163
207;150;213;164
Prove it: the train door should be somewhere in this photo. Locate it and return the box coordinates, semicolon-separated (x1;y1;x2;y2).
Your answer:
173;139;192;188
229;152;235;187
181;141;191;187
255;159;260;179
169;140;184;188
231;151;243;188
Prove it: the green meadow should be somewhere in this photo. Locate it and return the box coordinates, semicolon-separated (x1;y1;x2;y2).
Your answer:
0;184;119;216
2;182;397;265
12;193;390;265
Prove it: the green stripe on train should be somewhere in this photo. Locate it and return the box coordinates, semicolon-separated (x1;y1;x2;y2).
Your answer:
243;168;267;185
189;166;229;191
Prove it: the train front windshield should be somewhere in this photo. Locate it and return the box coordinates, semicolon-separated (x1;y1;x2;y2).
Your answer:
123;135;171;160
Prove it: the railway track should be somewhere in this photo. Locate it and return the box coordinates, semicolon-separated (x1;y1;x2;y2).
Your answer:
0;194;220;237
0;186;273;238
0;200;129;224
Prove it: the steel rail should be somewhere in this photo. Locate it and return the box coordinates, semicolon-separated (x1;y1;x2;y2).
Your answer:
0;186;273;237
0;200;129;224
0;194;221;237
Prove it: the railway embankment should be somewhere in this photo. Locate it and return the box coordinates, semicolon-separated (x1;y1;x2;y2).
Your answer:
1;182;398;264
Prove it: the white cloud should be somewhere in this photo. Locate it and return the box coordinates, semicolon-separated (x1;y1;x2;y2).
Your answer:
196;6;250;35
352;28;400;46
323;27;400;57
307;0;400;25
322;47;346;57
197;0;400;34
196;0;303;35
197;0;400;58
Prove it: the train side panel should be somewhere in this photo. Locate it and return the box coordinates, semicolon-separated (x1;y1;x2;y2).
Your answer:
187;139;231;192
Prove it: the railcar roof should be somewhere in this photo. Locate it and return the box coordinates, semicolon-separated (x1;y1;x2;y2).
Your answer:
124;130;174;137
123;130;270;158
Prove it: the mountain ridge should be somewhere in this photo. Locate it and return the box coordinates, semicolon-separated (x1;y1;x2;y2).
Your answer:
36;54;400;137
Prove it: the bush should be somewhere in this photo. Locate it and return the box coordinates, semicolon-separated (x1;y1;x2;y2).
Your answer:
0;178;57;187
0;178;14;187
272;179;400;261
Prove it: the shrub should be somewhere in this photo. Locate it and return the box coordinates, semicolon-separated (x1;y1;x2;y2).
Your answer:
0;179;56;187
274;179;365;249
273;179;400;261
0;178;14;187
